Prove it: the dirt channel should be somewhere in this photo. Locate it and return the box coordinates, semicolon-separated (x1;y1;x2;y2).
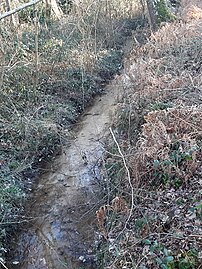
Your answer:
8;77;125;269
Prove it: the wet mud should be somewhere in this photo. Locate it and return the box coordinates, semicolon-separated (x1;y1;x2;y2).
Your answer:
8;77;124;269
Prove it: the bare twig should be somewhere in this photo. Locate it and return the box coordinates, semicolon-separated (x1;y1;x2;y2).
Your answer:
109;127;134;234
0;0;42;20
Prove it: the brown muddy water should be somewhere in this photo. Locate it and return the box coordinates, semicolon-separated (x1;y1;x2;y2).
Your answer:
7;77;125;269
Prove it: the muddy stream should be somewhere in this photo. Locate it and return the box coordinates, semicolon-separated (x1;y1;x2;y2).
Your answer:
8;77;124;269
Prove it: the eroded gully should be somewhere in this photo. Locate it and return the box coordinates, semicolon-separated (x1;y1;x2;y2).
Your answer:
8;75;126;269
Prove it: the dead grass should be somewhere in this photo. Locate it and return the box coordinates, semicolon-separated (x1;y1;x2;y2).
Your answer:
180;0;202;21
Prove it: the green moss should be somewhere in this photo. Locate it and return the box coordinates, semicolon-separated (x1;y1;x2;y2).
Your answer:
155;0;176;24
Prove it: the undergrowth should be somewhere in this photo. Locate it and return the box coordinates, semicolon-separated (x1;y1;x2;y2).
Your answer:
96;1;202;268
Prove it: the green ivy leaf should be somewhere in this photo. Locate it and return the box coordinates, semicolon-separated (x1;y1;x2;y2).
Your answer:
163;248;169;256
153;159;160;168
142;239;152;245
161;264;168;269
165;256;174;263
156;257;163;265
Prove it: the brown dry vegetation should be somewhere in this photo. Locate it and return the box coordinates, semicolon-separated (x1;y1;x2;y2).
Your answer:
97;1;202;268
0;0;145;260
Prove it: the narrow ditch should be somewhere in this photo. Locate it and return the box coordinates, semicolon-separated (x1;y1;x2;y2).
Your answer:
5;18;149;268
7;76;125;269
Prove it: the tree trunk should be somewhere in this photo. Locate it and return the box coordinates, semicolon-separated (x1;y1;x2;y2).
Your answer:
46;0;63;19
146;0;157;31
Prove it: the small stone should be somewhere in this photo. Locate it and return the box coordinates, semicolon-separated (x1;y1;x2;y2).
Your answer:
12;261;19;265
79;256;86;262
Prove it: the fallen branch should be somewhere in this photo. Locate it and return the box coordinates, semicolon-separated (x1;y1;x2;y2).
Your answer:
0;0;42;20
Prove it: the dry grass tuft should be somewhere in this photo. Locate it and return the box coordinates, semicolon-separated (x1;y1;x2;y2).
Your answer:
181;0;202;21
96;196;129;239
